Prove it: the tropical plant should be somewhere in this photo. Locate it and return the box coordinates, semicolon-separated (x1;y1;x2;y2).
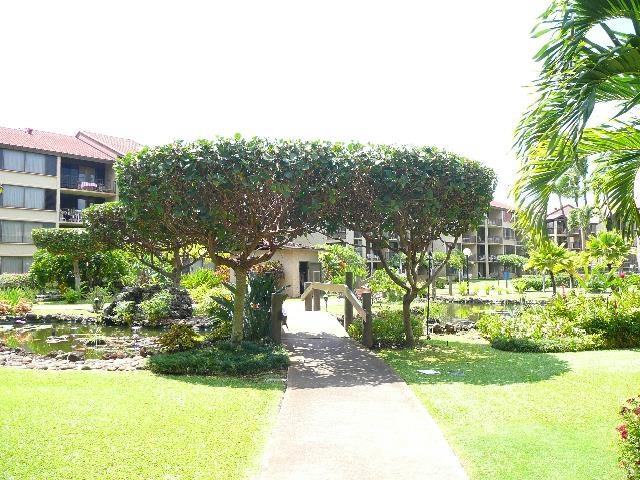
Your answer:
525;241;575;294
157;322;201;353
514;0;640;238
368;268;405;301
318;244;367;284
585;230;631;271
497;254;528;272
332;144;496;346
618;395;640;479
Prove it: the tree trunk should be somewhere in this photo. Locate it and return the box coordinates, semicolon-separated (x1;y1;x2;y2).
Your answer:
402;292;416;348
549;270;557;295
172;249;182;286
231;266;248;344
72;258;81;291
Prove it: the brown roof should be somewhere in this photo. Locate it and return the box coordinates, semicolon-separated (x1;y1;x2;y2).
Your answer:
490;200;514;211
0;126;139;161
546;205;575;220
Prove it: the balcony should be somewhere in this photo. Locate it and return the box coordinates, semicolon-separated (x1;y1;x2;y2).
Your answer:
59;208;83;224
487;236;503;244
61;175;116;194
462;235;477;243
487;218;503;226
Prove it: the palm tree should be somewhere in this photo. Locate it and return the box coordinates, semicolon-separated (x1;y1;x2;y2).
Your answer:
514;0;640;238
525;241;575;294
585;230;631;271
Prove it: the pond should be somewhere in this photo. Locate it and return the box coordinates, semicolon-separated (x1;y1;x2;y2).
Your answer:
0;322;161;359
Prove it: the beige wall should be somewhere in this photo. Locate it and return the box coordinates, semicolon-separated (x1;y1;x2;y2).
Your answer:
0;244;37;256
1;170;57;189
0;207;57;223
270;248;319;298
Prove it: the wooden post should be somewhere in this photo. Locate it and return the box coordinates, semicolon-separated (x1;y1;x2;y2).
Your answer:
270;293;285;343
304;282;312;311
313;289;322;311
344;272;354;329
448;276;453;296
361;291;373;348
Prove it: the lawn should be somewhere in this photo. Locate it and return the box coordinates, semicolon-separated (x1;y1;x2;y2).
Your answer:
379;337;640;480
0;369;283;480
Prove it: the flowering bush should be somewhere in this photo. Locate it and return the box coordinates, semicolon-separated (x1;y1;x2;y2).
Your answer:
157;322;200;352
618;396;640;479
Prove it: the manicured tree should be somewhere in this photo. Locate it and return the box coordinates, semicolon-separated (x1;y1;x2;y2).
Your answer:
524;241;575;295
32;228;98;290
334;144;496;347
115;137;338;343
318;244;367;284
83;202;202;286
497;254;528;277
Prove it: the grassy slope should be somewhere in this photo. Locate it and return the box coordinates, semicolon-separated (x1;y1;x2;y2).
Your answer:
0;370;283;480
379;338;640;480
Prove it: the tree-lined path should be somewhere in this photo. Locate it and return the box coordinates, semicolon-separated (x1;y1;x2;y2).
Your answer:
257;301;467;480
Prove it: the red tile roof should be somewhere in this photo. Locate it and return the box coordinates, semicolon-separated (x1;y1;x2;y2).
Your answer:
0;126;139;161
77;131;140;157
547;205;575;220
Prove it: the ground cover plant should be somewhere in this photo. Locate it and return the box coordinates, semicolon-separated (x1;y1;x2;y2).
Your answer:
149;341;289;376
347;308;423;348
0;369;283;480
380;337;640;480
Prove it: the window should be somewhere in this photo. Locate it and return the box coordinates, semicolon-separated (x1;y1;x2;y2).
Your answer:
1;256;32;274
0;221;54;243
0;185;55;210
0;149;56;175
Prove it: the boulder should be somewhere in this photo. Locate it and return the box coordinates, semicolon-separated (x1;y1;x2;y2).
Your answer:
102;285;193;325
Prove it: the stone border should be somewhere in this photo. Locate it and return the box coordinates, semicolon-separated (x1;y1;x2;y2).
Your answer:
0;345;147;371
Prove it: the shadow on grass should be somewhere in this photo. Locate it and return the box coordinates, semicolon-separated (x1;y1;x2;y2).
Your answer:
380;338;571;386
152;372;286;390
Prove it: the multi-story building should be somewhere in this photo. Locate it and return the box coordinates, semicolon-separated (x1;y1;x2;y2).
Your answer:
545;205;600;251
449;201;526;279
0;126;139;273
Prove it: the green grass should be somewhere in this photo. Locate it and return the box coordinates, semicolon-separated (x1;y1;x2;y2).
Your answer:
0;369;283;480
379;338;640;480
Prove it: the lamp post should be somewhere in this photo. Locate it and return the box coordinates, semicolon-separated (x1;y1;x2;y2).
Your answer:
463;248;472;294
426;250;433;340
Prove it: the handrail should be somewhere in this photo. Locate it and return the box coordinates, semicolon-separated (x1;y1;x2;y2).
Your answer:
300;282;367;318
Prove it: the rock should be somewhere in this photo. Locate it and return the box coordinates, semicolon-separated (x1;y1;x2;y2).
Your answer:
67;351;85;362
444;323;457;334
102;285;193;325
431;323;445;334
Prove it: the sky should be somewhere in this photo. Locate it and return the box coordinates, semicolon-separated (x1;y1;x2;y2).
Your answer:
1;1;547;202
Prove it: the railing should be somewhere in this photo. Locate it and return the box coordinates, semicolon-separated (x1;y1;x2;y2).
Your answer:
59;208;83;223
462;236;476;243
61;175;115;193
487;236;503;244
487;218;503;226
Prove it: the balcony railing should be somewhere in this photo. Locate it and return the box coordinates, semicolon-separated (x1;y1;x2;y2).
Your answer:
487;236;503;244
487;218;503;226
59;208;83;224
61;175;115;193
462;236;476;243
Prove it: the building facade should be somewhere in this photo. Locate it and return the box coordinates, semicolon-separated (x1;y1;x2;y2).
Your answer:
0;127;139;273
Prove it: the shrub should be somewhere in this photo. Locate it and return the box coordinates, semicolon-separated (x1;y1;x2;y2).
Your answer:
113;300;136;324
180;269;224;290
0;273;33;289
250;261;284;279
347;308;423;348
477;291;640;352
63;288;83;304
618;395;640;479
457;282;469;296
434;277;446;290
139;290;173;325
148;341;289;376
244;271;284;341
0;287;37;306
368;269;405;302
13;300;32;316
157;322;201;352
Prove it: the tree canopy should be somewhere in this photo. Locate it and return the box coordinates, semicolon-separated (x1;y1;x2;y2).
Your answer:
318;244;367;284
332;143;496;346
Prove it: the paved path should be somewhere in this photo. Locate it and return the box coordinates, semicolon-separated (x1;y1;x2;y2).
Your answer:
256;302;468;480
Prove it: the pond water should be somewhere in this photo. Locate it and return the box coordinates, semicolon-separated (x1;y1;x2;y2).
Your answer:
0;322;161;358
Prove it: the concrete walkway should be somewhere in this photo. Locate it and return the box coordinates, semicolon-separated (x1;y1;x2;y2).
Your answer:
256;302;468;480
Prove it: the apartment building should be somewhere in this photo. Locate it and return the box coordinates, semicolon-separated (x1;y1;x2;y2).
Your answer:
0;127;139;273
449;201;526;279
546;205;600;251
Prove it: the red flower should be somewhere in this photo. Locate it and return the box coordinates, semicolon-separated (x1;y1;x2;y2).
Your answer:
617;424;629;440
